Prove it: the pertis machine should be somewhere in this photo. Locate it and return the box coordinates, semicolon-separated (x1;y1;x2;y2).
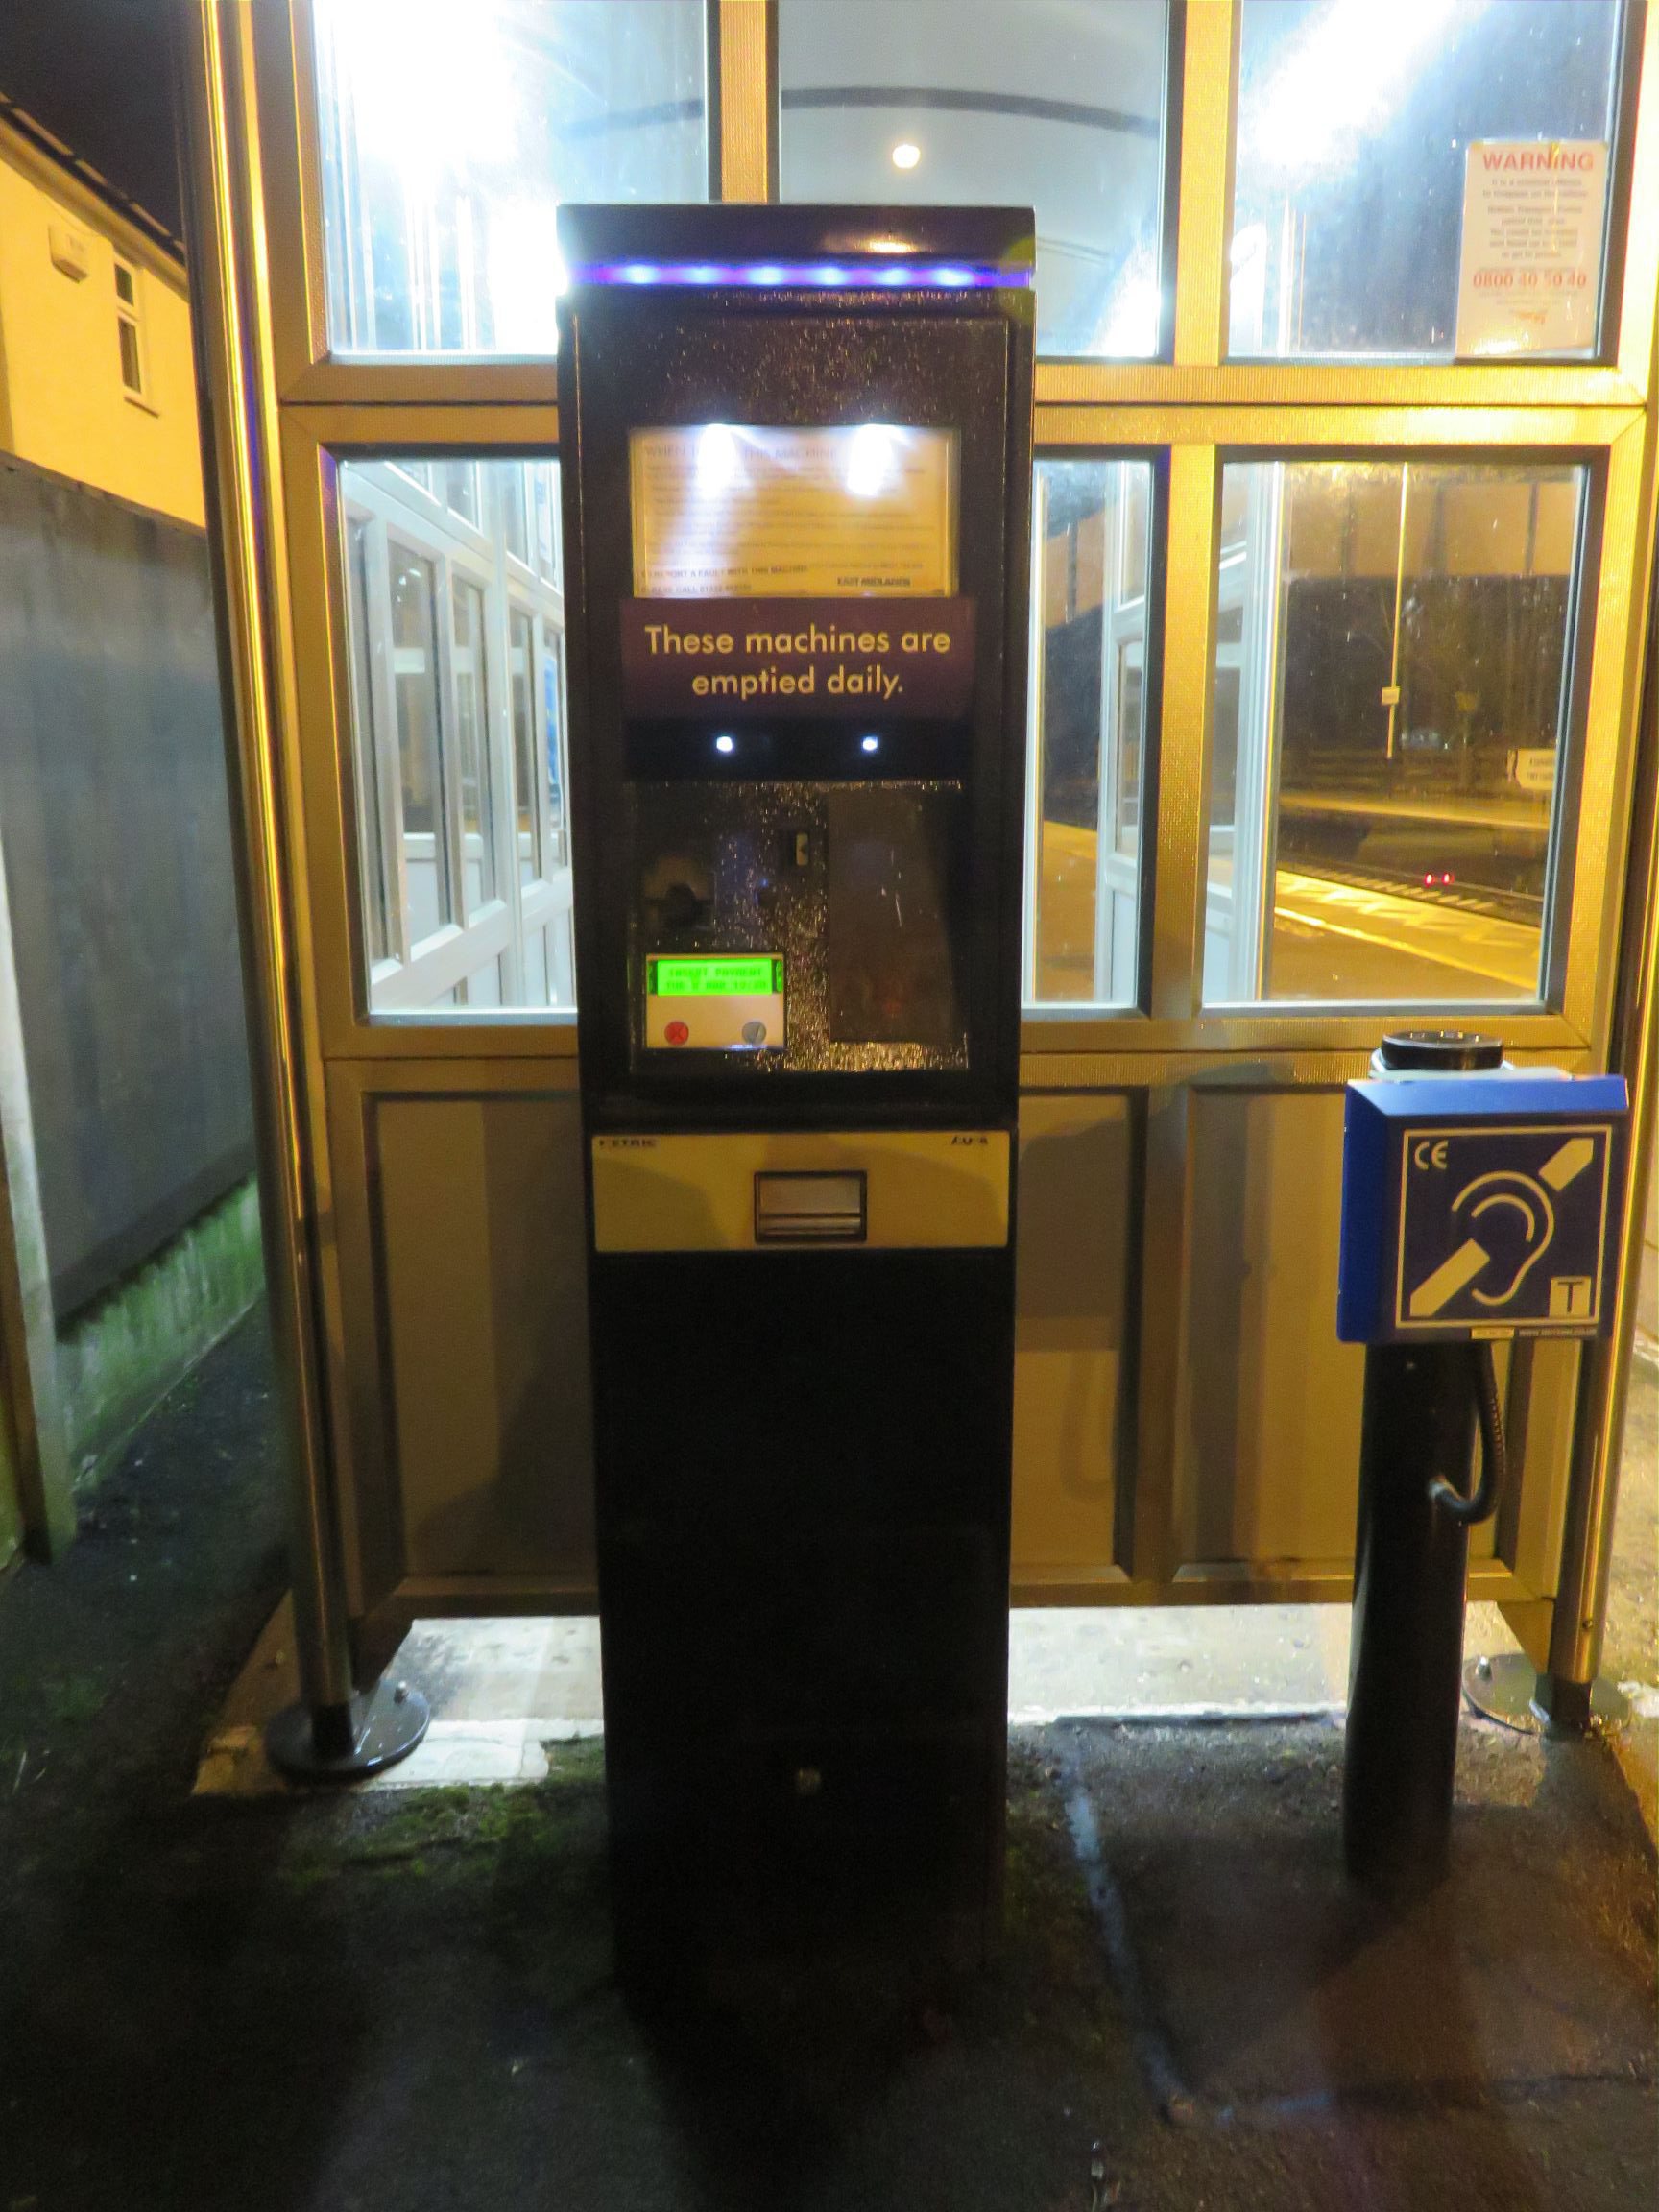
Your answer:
556;206;1035;1975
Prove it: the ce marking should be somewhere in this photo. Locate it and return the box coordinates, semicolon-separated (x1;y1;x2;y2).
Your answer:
1413;1139;1451;1170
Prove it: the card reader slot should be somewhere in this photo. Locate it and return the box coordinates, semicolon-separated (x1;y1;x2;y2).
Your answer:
754;1171;867;1244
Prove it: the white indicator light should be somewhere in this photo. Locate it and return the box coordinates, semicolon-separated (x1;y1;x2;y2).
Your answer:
860;734;879;754
846;422;900;497
714;734;735;756
891;141;921;171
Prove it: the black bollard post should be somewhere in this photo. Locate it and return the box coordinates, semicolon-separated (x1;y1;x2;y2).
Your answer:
1343;1342;1478;1898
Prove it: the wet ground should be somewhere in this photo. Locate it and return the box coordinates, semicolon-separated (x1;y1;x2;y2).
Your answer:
0;1310;1653;2212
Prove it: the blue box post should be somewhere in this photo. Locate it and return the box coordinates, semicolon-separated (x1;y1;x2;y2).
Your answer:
1336;1058;1627;1898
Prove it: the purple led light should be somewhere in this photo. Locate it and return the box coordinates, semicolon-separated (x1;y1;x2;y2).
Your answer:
571;258;1031;291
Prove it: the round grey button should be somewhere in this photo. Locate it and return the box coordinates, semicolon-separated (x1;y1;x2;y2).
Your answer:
741;1020;767;1045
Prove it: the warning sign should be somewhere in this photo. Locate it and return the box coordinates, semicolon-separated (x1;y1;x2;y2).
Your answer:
1455;140;1607;358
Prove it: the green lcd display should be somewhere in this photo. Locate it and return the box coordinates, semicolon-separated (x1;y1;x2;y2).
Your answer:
649;956;783;998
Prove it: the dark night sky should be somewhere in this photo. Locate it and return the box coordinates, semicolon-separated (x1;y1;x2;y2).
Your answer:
0;0;182;238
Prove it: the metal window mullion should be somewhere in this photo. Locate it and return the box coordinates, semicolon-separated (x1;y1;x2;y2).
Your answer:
1171;0;1238;368
1022;474;1049;1006
1149;444;1219;1021
1560;414;1656;1048
717;0;774;203
1612;0;1659;396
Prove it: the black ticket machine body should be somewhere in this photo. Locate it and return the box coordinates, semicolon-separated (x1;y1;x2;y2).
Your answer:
557;205;1035;1974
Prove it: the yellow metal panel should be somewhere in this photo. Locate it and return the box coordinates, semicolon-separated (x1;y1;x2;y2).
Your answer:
376;1094;596;1578
1171;0;1238;367
591;1129;1010;1252
717;0;773;203
1010;1095;1131;1587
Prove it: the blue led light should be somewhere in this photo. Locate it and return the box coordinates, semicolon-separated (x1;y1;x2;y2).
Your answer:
714;733;735;756
570;258;1032;291
860;734;880;754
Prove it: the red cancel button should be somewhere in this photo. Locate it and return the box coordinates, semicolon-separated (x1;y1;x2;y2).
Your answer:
664;1021;690;1046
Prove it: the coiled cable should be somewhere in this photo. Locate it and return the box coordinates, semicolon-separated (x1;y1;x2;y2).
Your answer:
1429;1341;1505;1525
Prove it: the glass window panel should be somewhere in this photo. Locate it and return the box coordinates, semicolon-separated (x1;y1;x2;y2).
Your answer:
345;517;393;964
543;616;569;870
1203;458;1585;1006
779;0;1170;358
316;0;707;357
388;545;452;939
117;317;142;393
509;606;542;884
443;461;480;527
451;578;495;914
1230;0;1622;360
1027;459;1154;1007
339;458;572;1018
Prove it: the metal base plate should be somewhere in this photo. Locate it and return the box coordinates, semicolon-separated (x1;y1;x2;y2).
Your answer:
1463;1653;1630;1737
265;1679;431;1781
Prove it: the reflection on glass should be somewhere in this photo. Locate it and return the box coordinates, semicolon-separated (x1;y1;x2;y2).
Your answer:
1027;460;1153;1007
451;579;495;913
543;616;568;869
1204;459;1584;1005
316;0;706;356
389;547;451;937
345;517;392;964
340;458;572;1016
509;607;541;884
779;0;1169;357
1231;0;1621;359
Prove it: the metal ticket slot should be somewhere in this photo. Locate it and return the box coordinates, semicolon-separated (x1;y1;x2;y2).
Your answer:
557;205;1034;1981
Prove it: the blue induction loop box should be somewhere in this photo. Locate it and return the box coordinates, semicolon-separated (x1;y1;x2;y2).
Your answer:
1337;1073;1629;1346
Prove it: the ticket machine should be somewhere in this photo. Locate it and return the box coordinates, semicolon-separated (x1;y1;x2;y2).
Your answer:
556;206;1034;1974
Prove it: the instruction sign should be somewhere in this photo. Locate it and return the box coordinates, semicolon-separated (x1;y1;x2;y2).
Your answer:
619;595;975;719
1337;1074;1628;1345
1455;140;1607;357
631;423;957;598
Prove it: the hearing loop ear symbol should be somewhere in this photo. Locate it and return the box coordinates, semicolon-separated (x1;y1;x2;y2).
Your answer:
1450;1169;1556;1307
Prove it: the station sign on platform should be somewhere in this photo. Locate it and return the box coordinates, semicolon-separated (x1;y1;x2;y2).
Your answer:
1337;1075;1628;1345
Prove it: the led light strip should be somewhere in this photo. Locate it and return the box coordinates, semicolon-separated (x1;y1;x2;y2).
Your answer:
570;258;1033;291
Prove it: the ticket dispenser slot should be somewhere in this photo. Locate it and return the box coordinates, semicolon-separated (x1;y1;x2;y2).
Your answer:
558;204;1034;1982
754;1170;867;1243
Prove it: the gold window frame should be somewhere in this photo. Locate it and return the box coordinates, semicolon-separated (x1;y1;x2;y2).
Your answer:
179;0;1659;1647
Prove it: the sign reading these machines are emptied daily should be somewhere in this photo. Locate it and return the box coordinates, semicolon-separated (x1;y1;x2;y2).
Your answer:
618;596;976;719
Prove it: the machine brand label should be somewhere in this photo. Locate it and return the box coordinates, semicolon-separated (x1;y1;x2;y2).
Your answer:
619;596;976;720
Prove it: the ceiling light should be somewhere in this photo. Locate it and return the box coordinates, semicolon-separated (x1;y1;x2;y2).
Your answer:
891;142;921;172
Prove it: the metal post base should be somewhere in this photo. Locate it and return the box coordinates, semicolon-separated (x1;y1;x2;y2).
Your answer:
1463;1653;1630;1738
265;1677;431;1781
